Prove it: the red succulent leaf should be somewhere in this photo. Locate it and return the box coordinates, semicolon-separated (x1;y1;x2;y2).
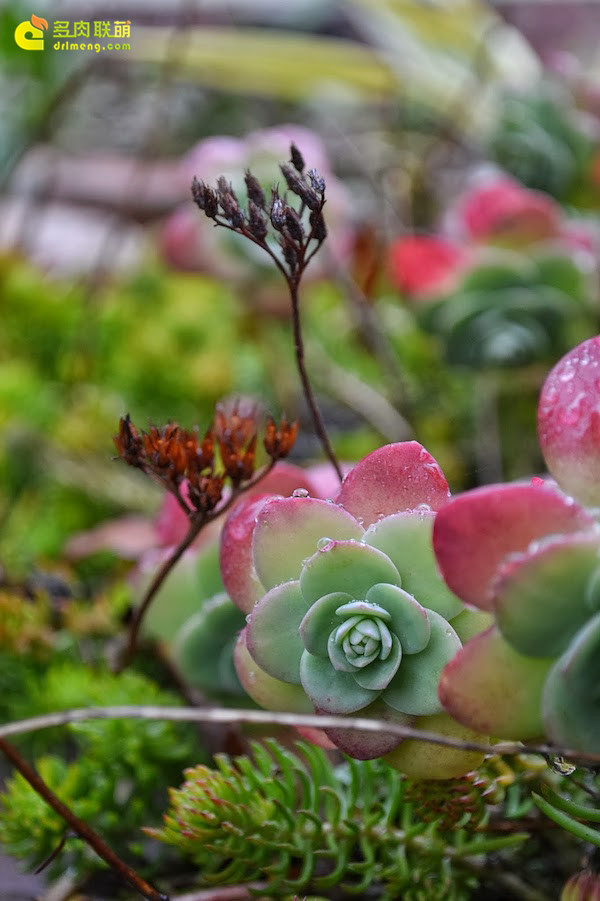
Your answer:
457;176;560;245
432;482;595;609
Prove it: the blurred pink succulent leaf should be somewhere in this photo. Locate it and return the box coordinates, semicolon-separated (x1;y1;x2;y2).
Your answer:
542;612;600;753
438;626;553;739
224;441;485;774
387;235;469;299
454;175;560;246
334;440;450;528
538;335;600;505
432;482;595;609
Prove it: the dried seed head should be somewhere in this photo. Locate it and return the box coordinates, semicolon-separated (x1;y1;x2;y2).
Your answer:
114;415;144;467
270;193;287;231
290;143;305;173
191;178;218;218
307;168;326;194
247;200;268;242
187;473;225;515
142;423;187;482
216;178;245;228
284;207;304;242
244;169;266;208
214;397;259;486
309;209;327;242
279;234;298;274
264;415;299;461
280;163;320;211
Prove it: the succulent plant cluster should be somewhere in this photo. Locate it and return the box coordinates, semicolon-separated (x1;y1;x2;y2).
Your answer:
223;441;488;779
434;335;600;753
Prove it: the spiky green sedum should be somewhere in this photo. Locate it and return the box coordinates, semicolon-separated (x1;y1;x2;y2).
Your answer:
149;740;528;900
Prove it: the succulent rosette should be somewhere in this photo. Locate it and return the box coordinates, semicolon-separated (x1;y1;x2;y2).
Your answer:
222;441;488;778
434;336;600;752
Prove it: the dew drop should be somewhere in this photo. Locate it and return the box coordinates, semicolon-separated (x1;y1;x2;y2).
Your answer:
292;488;309;498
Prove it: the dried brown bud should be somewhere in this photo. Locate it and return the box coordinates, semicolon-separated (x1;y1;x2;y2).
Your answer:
215;398;259;486
187;474;225;515
284;207;304;242
143;424;187;481
290;143;305;173
309;209;327;242
264;415;298;461
280;163;320;211
247;200;268;242
114;415;144;467
244;170;266;208
270;193;286;231
307;168;326;194
179;426;214;475
191;178;218;218
216;178;245;228
279;234;298;274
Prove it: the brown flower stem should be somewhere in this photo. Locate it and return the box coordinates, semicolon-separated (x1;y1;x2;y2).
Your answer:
120;518;204;670
0;737;168;901
120;461;277;670
289;279;343;483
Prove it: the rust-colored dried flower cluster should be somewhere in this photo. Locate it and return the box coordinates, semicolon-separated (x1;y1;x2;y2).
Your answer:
114;402;298;521
191;143;327;281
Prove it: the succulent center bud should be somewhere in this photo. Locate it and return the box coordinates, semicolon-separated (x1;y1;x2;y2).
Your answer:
330;600;394;670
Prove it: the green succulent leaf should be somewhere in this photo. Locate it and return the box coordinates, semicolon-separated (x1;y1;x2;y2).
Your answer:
365;582;430;654
300;540;401;606
299;650;378;714
383;610;461;716
299;591;354;657
172;592;246;695
364;513;463;620
352;634;402;690
542;612;600;753
246;580;308;683
494;534;600;657
439;626;552;739
234;631;314;713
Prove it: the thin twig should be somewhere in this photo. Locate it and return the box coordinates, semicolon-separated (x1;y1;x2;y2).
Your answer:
0;706;599;766
0;738;168;901
172;886;266;901
289;279;343;482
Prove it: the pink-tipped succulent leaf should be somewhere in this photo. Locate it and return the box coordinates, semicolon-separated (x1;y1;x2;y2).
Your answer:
433;482;594;609
538;335;600;505
335;441;450;528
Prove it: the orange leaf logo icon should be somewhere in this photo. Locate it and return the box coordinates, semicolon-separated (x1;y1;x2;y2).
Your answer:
30;14;48;30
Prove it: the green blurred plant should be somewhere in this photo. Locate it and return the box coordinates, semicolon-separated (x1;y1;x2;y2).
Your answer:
490;91;599;205
0;662;201;880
